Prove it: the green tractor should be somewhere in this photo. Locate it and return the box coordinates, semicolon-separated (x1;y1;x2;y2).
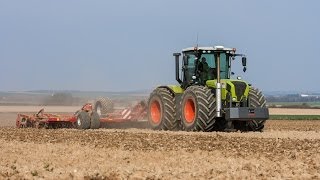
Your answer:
147;46;269;132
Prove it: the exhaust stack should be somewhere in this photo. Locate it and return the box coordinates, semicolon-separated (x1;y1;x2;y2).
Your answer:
173;53;182;84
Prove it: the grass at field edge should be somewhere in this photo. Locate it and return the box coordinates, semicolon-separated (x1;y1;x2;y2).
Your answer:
269;115;320;120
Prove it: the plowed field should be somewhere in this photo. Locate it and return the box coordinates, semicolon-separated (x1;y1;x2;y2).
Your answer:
0;107;320;179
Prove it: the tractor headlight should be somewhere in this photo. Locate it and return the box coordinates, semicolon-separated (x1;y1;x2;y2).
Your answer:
232;97;237;101
237;76;242;80
192;75;196;80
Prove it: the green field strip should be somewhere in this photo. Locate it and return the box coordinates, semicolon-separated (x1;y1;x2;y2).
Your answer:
269;115;320;120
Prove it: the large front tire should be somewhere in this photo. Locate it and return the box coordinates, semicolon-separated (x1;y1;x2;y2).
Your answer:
147;87;178;130
235;87;267;131
180;86;216;131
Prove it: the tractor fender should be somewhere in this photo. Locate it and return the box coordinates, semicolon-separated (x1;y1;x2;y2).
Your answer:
155;85;184;119
156;85;184;95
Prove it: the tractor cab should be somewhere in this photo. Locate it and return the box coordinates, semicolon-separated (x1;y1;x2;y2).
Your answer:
174;46;246;88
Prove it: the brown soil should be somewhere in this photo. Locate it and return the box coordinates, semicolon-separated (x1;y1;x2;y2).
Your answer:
0;107;320;179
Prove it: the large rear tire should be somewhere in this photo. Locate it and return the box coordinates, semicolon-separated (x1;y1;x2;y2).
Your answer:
76;111;91;129
180;86;216;131
90;112;100;129
147;87;178;130
94;97;114;117
234;87;267;131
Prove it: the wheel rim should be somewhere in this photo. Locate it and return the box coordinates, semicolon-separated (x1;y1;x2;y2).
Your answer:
21;118;26;128
184;98;195;123
96;105;102;116
150;100;161;124
77;117;81;126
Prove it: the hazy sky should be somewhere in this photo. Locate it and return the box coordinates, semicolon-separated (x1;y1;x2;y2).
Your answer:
1;0;319;92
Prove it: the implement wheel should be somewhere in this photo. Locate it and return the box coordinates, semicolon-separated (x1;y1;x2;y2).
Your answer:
147;87;178;130
90;112;100;129
94;97;114;117
76;111;91;129
181;86;216;131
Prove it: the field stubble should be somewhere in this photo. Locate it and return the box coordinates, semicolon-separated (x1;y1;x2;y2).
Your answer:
0;107;319;179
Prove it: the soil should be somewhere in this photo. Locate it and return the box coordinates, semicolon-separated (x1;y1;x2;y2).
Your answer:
0;107;320;179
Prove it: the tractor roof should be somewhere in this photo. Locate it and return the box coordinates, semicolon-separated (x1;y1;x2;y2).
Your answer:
182;46;235;52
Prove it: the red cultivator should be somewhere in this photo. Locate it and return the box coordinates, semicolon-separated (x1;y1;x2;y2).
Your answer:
99;100;147;123
16;112;75;128
16;98;147;129
16;103;97;129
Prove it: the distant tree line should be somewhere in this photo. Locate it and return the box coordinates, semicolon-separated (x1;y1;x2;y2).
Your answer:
266;94;320;102
43;93;82;106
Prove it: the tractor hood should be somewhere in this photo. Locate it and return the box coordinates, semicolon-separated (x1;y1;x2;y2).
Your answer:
206;79;250;102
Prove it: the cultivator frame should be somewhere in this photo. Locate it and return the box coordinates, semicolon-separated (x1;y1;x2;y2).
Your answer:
16;99;147;129
16;105;87;129
99;100;147;123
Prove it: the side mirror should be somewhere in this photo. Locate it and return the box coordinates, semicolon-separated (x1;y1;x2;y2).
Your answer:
231;72;235;75
243;66;247;72
242;56;247;66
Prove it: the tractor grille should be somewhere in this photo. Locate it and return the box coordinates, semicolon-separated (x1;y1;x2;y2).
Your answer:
232;81;247;101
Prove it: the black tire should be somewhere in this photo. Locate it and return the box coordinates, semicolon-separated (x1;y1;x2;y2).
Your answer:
94;97;114;117
180;86;216;131
76;111;91;129
147;87;178;130
90;112;101;129
235;87;267;131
